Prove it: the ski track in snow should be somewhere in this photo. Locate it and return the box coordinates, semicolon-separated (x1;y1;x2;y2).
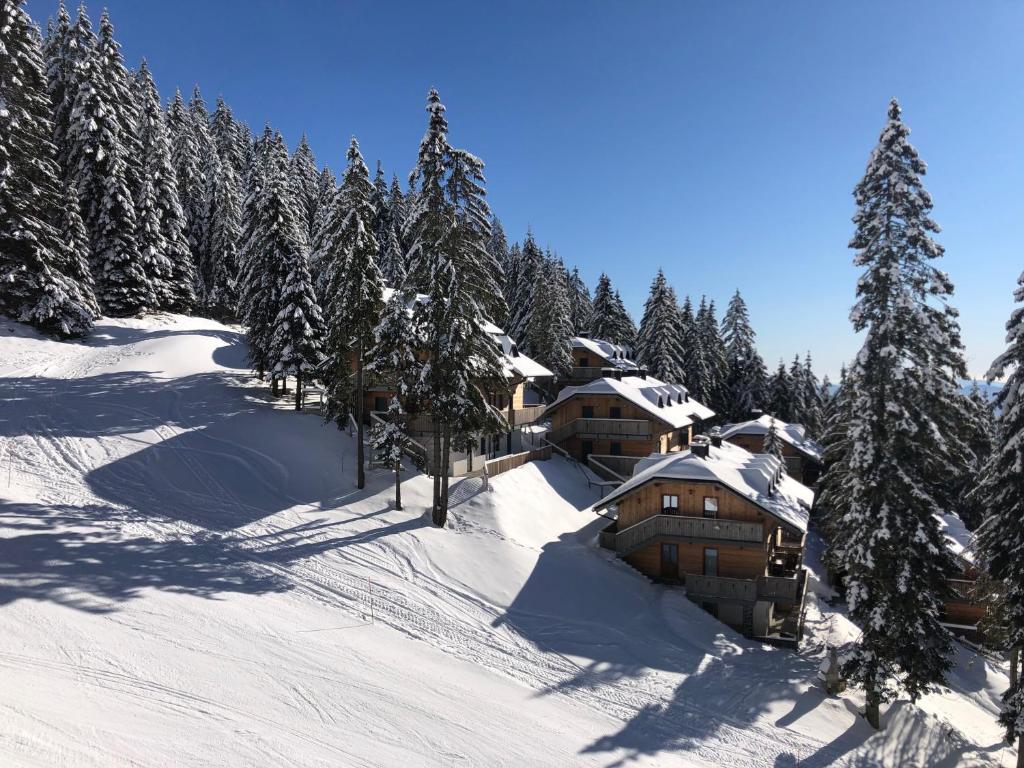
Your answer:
0;317;1010;768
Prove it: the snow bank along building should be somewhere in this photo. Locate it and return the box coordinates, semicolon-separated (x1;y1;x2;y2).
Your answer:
594;435;813;646
720;413;824;485
568;336;641;385
542;372;714;481
361;290;554;476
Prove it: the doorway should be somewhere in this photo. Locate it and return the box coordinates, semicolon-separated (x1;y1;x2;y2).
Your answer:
661;543;679;579
703;547;719;577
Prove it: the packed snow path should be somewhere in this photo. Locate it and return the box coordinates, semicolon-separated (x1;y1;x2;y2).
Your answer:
0;315;1013;766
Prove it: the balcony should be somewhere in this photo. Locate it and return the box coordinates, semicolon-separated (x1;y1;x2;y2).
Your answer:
570;366;639;382
548;417;651;444
684;573;758;601
757;570;804;603
614;514;764;555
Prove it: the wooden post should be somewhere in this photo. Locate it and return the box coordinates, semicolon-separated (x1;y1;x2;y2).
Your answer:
294;372;302;411
356;340;365;490
1011;645;1020;691
1017;733;1023;768
394;459;402;510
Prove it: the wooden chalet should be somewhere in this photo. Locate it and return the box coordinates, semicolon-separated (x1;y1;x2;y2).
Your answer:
542;374;714;480
360;289;554;476
568;336;641;385
937;513;990;640
594;435;814;646
720;414;824;485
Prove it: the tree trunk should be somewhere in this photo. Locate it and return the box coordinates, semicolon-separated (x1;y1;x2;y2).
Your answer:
1011;645;1020;691
1017;733;1024;768
865;686;880;730
271;376;278;397
394;459;402;510
356;341;366;490
294;371;302;411
431;417;443;526
281;375;288;394
440;424;451;521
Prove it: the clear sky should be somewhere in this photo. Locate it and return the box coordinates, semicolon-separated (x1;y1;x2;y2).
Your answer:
26;0;1024;378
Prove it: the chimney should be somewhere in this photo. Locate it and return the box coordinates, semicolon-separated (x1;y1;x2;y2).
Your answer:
614;370;623;381
691;435;711;459
709;427;723;448
638;368;646;380
750;407;764;420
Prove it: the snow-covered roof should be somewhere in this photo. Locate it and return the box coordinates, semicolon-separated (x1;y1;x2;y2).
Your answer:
571;337;638;370
382;288;553;382
719;414;824;464
937;512;976;568
594;441;813;534
544;375;715;429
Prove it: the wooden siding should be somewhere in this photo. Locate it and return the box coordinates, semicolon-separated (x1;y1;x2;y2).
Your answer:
547;393;688;460
615;478;774;532
625;538;768;581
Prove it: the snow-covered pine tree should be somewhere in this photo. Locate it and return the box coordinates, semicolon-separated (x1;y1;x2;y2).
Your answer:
610;290;637;350
57;184;99;317
507;230;543;344
166;88;204;282
95;10;141;208
268;244;324;410
319;137;385;488
799;352;825;436
309;165;337;281
826;99;968;728
186;86;216;296
700;298;729;412
975;270;1024;758
367;289;422;510
721;289;768;421
486;215;510;323
525;256;573;378
636;269;685;383
589;272;616;341
956;384;994;530
202;97;244;317
404;89;507;526
763;417;785;467
134;60;195;313
566;266;594;336
788;354;808;424
678;296;711;403
386;174;406;244
42;0;75;177
63;6;148;316
133;175;169;309
0;0;95;336
288;134;319;244
767;359;794;422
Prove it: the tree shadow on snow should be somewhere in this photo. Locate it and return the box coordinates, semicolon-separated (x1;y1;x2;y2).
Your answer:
493;523;868;766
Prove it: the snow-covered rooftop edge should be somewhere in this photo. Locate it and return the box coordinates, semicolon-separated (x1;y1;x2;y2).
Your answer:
720;414;824;463
571;336;639;370
595;441;813;534
543;375;714;429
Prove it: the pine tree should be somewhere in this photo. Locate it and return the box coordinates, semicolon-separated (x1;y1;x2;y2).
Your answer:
611;291;637;350
721;289;768;421
678;296;708;397
203;97;243;317
566;266;594;335
95;10;141;207
42;1;75;177
1;0;95;336
268;247;324;410
636;270;685;383
367;289;422;510
319;138;385;488
956;384;994;530
309;165;337;281
525;257;573;378
763;417;785;467
508;230;542;344
799;352;825;436
404;89;507;526
975;270;1024;758
167;88;204;281
700;299;729;411
289;134;319;243
767;359;794;421
135;61;195;312
824;100;967;729
57;184;99;317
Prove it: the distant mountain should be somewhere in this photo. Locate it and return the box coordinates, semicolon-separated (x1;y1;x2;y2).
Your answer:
961;379;1003;399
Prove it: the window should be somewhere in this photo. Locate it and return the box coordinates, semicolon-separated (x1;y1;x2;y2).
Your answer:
579;356;589;367
609;406;622;419
582;405;595;418
610;442;622;456
657;396;664;408
703;548;719;577
510;345;520;357
497;394;506;409
660;543;679;579
374;396;387;412
703;497;718;518
661;494;679;513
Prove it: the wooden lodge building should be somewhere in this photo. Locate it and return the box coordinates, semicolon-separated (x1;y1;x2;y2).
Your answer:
720;414;824;486
937;513;990;639
594;435;814;646
542;373;714;480
359;289;554;476
568;336;641;385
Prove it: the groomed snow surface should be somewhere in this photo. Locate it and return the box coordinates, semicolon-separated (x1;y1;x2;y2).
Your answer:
0;314;1013;767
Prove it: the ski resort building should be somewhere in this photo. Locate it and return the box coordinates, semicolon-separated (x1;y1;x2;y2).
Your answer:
568;336;641;384
938;514;990;640
360;290;555;476
542;374;714;480
594;436;813;647
720;414;824;485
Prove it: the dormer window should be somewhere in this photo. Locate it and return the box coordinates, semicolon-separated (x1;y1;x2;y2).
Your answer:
511;345;520;357
677;393;683;405
657;396;664;408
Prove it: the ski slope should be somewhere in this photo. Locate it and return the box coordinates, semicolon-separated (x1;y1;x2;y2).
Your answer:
0;314;1014;767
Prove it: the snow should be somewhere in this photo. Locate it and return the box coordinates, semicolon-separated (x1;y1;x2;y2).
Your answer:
545;375;715;429
571;335;638;369
720;413;825;463
0;313;1014;767
596;441;813;535
937;511;976;567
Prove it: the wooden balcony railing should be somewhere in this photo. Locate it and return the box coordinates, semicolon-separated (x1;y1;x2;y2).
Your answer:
684;574;758;602
548;418;651;444
947;578;982;603
614;514;764;554
757;572;802;602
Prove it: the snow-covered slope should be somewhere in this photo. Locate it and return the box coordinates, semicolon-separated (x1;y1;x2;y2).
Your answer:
0;314;1013;767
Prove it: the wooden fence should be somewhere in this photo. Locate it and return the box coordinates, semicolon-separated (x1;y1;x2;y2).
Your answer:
484;445;552;477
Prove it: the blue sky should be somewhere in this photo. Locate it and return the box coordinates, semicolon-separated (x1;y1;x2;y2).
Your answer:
27;0;1024;378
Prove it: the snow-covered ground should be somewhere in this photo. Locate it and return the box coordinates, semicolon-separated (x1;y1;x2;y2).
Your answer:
0;314;1014;767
